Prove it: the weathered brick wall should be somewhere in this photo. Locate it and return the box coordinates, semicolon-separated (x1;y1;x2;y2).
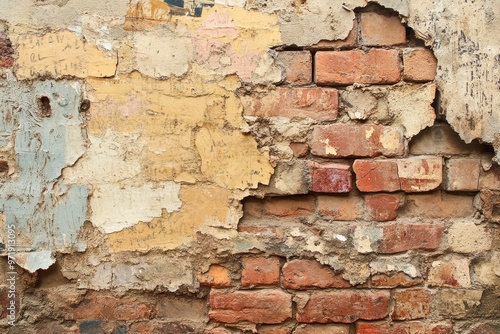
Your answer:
0;1;499;333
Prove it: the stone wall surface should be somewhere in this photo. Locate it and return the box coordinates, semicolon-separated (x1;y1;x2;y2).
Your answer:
0;0;498;333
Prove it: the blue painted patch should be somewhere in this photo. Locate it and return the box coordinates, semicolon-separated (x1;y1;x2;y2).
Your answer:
0;80;88;257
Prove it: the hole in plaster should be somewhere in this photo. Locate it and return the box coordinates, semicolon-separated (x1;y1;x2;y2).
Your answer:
79;99;91;112
37;96;52;117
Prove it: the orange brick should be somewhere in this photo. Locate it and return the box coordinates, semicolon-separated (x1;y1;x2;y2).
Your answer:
242;87;338;120
392;289;432;320
360;12;406;46
198;265;232;288
403;48;437;82
281;259;350;289
311;124;404;158
315;49;401;85
445;158;481;191
277;51;312;85
317;194;360;220
209;289;292;324
241;256;280;287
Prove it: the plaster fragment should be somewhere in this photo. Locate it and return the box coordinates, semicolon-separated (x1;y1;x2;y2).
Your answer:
12;251;55;273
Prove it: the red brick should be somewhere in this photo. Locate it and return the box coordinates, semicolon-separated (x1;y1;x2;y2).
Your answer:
356;322;453;334
312;19;358;49
311;124;404;158
277;51;312;85
380;223;444;254
244;196;316;218
294;324;350;334
404;191;474;219
365;193;401;221
310;162;352;193
428;256;471;288
444;158;480;191
71;294;153;321
281;259;350;289
392;289;432;320
241;256;280;287
403;48;437;82
242;87;338;120
198;265;232;288
209;289;292;324
360;12;406;46
0;32;14;68
296;291;390;323
353;160;400;192
369;272;423;288
315;49;401;85
290;142;309;158
397;157;443;192
317;194;360;220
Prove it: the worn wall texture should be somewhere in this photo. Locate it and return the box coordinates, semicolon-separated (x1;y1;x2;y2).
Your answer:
0;0;499;333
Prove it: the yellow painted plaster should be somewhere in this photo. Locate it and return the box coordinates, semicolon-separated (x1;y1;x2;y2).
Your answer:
15;31;117;79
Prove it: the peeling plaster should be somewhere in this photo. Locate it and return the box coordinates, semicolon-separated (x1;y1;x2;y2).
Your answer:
0;79;88;268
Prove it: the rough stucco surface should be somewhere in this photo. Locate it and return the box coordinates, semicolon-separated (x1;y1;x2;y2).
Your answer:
0;0;498;332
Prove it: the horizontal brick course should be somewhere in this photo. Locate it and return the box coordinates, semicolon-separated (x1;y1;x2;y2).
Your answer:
380;223;444;253
315;49;401;85
281;259;350;289
311;124;404;158
241;87;338;120
296;291;390;323
310;162;352;193
353;157;443;192
209;290;292;324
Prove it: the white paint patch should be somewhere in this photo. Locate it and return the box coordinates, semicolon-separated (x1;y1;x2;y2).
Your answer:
321;138;337;155
336;234;347;242
12;251;55;273
90;182;182;233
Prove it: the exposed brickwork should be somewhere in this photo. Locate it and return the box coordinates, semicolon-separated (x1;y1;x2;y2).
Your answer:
71;294;153;321
198;265;232;288
315;49;401;85
392;288;432;320
209;290;292;324
241;256;280;287
277;51;312;85
6;4;497;334
296;291;390;323
380;223;444;253
310;162;352;193
365;193;401;221
281;259;350;289
242;87;338;120
353;157;442;192
311;124;404;158
403;48;437;82
353;160;400;192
